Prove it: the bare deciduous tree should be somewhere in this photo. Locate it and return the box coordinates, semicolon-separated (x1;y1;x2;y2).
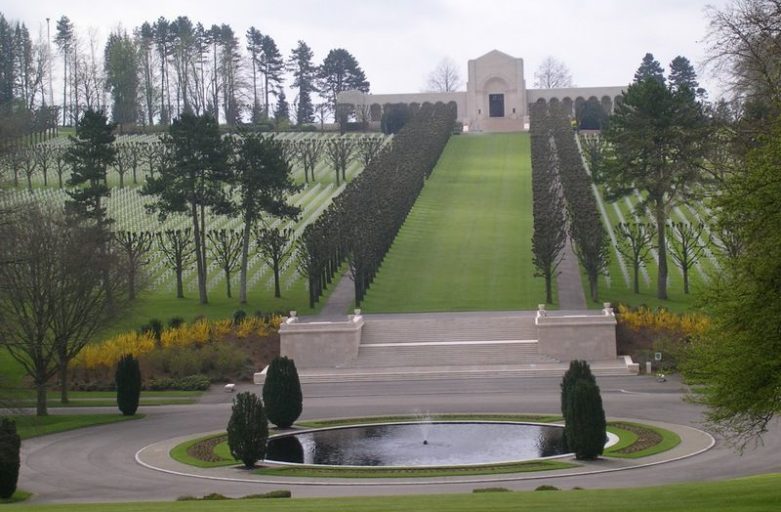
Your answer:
705;0;781;105
357;135;385;169
156;228;196;299
0;206;128;414
667;222;709;294
325;136;355;186
534;56;574;89
256;226;295;298
296;138;324;183
615;222;657;294
426;58;462;92
112;230;154;300
206;228;243;298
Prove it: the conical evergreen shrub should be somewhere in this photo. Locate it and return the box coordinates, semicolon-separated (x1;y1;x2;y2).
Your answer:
262;356;302;429
227;391;268;468
116;354;142;416
565;379;607;460
560;360;596;418
0;418;21;499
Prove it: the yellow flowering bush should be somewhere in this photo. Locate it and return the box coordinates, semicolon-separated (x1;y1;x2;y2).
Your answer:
616;305;710;372
74;316;280;371
617;305;709;338
75;331;157;369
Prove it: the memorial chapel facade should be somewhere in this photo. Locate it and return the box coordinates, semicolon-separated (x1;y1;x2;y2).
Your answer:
337;50;626;132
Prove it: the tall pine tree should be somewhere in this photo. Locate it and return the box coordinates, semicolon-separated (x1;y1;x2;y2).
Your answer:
288;40;316;125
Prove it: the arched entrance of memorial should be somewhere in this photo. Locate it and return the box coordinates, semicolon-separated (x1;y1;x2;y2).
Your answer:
489;94;505;117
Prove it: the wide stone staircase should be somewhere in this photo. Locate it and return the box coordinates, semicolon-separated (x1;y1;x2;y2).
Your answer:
353;312;554;368
263;311;635;384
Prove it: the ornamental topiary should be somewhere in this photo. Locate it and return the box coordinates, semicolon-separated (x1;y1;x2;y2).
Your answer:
227;391;268;468
262;356;303;429
116;354;142;416
565;379;607;460
0;418;21;499
560;360;596;418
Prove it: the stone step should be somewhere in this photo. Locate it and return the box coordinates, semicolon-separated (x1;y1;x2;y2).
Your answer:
352;340;551;368
361;316;538;345
254;359;637;385
360;331;540;344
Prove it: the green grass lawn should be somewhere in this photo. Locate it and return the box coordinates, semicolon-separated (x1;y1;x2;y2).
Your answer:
11;474;781;511
360;133;546;312
0;490;31;504
7;390;202;408
9;414;144;439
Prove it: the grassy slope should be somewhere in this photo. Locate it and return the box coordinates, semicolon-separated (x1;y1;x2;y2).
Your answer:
361;133;545;312
15;474;781;511
590;190;711;312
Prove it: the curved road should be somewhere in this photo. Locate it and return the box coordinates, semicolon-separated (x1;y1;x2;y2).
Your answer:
19;375;781;503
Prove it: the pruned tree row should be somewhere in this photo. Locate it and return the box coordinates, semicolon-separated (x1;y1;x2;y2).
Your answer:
529;102;566;304
532;102;609;303
298;102;457;307
0;132;388;192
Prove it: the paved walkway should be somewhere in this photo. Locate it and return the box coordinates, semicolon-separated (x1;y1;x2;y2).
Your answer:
556;237;588;309
312;272;354;320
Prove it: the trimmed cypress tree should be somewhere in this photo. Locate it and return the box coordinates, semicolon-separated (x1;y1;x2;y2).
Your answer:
565;379;607;460
0;418;21;499
227;391;268;468
560;360;596;418
115;354;142;416
262;356;303;429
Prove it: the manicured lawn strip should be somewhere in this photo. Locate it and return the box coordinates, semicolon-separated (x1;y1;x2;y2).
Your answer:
295;414;564;428
13;474;781;511
13;398;197;408
6;390;203;408
361;133;547;312
604;422;681;459
0;490;31;504
171;416;681;476
605;425;638;453
11;414;144;440
254;460;576;479
170;434;238;468
66;391;203;398
172;414;565;470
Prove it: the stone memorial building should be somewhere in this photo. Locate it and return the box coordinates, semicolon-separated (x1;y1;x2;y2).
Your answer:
338;50;626;132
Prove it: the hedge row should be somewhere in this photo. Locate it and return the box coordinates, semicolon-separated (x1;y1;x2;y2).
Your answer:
299;102;457;307
529;102;567;304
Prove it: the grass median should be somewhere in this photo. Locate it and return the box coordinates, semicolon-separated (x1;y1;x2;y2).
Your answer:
360;133;546;312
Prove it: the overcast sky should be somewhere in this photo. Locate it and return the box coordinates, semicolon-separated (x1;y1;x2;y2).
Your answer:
4;0;732;97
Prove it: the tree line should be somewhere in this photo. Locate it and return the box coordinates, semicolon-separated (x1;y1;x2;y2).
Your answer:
297;102;457;308
529;102;566;305
0;13;58;152
0;131;386;191
530;101;610;303
0;10;371;146
70;14;368;128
